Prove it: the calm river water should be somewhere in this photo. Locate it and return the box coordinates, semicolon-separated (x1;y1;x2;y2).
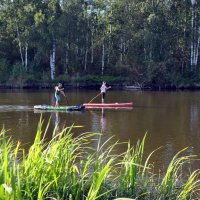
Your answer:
0;89;200;171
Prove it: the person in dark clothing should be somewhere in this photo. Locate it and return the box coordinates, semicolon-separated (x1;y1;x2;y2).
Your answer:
54;83;65;107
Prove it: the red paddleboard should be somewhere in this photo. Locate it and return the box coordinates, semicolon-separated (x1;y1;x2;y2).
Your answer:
83;102;133;108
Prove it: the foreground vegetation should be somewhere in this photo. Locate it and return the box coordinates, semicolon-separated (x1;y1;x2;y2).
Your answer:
0;118;200;199
1;1;200;88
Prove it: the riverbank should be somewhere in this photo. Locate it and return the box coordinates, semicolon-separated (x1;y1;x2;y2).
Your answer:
0;119;199;199
2;70;200;90
1;74;200;90
1;82;200;91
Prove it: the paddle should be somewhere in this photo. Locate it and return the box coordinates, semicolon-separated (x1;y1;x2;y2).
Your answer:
65;96;70;106
61;91;70;106
88;86;111;104
88;92;101;103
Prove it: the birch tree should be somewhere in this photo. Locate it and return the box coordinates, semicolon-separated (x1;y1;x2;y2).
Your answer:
2;0;200;87
190;0;200;71
50;35;56;80
46;0;62;80
11;0;32;70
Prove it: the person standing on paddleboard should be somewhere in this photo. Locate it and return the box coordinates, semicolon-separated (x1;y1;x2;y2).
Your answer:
55;83;65;107
100;81;111;103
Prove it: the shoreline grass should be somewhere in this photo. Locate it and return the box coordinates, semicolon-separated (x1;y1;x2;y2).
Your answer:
0;118;200;199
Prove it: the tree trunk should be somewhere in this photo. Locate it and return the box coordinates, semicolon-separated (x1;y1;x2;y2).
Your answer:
25;43;28;71
120;35;123;63
15;18;24;66
75;37;79;62
65;42;69;74
50;37;56;80
91;30;94;64
194;27;200;66
190;3;194;69
107;24;112;65
102;43;105;75
190;0;198;71
108;39;110;65
84;32;88;71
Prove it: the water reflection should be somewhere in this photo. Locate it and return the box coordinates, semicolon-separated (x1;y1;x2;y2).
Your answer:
52;111;60;136
0;105;32;112
100;108;106;133
190;104;198;132
1;89;200;172
88;108;108;134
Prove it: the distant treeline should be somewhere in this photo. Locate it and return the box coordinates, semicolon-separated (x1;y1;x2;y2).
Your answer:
0;0;200;88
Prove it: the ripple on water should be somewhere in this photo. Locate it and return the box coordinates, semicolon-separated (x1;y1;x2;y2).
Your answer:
0;105;33;112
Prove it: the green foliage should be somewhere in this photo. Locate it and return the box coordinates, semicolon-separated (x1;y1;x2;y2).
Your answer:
0;120;199;199
55;74;71;84
0;0;200;88
12;63;26;77
0;59;11;83
72;74;127;85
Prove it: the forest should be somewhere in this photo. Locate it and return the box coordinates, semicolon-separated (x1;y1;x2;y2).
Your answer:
0;0;200;88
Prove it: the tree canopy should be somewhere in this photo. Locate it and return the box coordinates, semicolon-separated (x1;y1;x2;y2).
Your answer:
0;0;200;88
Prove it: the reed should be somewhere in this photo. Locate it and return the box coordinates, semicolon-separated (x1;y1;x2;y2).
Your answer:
156;148;199;199
0;120;199;199
117;133;156;199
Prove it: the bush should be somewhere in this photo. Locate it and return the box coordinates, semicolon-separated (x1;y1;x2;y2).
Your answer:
71;74;127;86
0;59;11;83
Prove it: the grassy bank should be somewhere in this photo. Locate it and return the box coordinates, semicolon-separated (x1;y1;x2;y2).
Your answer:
0;75;128;89
0;118;200;199
2;71;200;90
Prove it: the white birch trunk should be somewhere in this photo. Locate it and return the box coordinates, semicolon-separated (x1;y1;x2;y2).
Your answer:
190;0;198;71
123;32;126;54
194;27;200;66
107;24;112;64
25;44;28;71
50;39;56;80
108;39;110;65
52;41;56;77
84;32;88;71
91;30;94;64
65;42;69;74
15;18;24;66
75;37;79;61
190;3;194;68
50;55;53;79
120;36;123;63
102;43;105;75
194;7;197;69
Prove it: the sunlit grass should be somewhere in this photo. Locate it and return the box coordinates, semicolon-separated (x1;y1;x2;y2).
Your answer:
0;118;199;199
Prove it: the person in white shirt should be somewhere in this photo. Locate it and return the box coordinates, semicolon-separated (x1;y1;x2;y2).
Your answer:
100;81;111;103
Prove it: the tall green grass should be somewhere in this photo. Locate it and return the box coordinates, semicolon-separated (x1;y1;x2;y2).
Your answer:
0;119;199;199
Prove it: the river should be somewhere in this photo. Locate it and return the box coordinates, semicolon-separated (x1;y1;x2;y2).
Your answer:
0;89;200;171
